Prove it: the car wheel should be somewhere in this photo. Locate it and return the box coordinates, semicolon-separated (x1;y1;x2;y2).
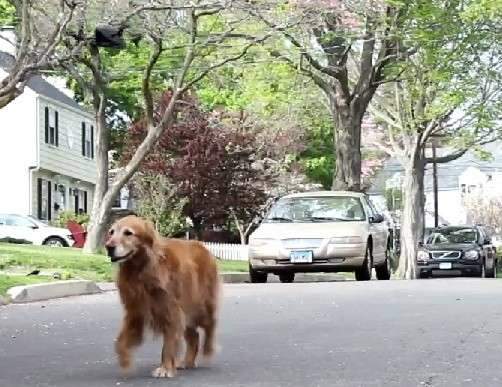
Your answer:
249;265;268;283
43;237;66;247
376;253;391;281
480;262;486;278
355;245;372;281
279;273;295;283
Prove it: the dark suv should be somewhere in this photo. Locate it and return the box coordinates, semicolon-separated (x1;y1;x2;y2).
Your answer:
417;225;497;278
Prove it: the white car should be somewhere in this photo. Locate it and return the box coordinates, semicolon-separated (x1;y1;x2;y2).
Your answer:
248;191;391;283
0;214;74;247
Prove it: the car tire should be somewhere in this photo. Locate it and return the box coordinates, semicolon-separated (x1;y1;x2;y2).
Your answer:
376;243;392;280
43;237;67;247
249;265;268;283
355;245;372;281
479;263;486;278
279;273;295;283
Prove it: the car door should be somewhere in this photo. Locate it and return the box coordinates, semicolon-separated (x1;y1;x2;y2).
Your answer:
4;215;39;244
0;214;10;240
364;196;388;263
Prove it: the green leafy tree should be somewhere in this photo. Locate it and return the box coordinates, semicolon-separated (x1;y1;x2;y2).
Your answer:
0;0;15;25
368;0;502;279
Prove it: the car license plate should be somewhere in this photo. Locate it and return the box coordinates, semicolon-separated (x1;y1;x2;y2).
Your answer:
439;262;452;270
290;251;313;263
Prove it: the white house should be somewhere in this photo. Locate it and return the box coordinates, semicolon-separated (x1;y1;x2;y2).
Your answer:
368;142;502;228
0;50;97;221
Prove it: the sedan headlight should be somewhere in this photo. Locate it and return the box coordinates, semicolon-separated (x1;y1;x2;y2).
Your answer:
417;250;429;261
329;236;362;244
464;250;479;260
249;238;275;247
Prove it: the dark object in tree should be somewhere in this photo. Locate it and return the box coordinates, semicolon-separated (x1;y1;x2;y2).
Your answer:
95;25;125;49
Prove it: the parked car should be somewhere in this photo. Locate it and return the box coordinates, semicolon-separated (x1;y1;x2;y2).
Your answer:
248;191;391;283
0;214;73;247
417;225;497;278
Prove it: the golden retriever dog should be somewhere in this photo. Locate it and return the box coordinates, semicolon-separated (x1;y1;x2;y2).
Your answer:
105;215;220;378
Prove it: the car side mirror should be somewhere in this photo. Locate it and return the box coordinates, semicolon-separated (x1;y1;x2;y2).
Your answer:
369;214;384;223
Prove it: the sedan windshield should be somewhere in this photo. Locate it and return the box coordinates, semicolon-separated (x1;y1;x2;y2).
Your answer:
264;196;366;223
427;228;478;244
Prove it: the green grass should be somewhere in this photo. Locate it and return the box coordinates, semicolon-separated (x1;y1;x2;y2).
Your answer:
0;243;248;295
0;274;54;297
216;259;248;272
0;243;113;282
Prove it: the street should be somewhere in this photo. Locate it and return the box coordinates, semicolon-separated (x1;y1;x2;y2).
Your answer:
1;279;502;387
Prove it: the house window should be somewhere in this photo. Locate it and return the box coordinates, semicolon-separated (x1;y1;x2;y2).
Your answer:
81;122;94;158
54;184;66;213
37;178;52;221
44;107;59;146
72;188;88;214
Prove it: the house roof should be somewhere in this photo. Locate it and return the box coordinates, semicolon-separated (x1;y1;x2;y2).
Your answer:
0;51;88;113
368;142;502;194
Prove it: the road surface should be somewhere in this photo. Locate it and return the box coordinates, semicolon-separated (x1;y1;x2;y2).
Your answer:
2;278;502;387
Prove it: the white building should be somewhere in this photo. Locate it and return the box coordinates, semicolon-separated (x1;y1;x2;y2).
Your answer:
0;50;97;221
368;142;502;228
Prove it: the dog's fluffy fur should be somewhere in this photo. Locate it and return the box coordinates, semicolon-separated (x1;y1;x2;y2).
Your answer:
105;215;220;378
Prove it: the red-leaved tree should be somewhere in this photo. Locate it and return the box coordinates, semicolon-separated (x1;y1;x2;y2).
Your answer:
123;91;269;243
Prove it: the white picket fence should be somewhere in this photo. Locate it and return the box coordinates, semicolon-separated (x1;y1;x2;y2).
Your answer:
204;242;249;261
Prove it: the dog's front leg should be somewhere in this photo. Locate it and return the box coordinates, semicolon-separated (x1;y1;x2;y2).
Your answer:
152;325;182;378
115;315;144;371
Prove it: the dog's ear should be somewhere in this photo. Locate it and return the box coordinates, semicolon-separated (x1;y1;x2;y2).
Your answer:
142;219;159;246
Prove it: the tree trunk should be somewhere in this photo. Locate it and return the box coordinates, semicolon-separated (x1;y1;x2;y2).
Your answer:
83;89;109;253
397;151;425;280
330;96;362;192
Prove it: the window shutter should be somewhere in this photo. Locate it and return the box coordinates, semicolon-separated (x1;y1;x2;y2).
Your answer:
37;178;42;219
81;122;86;156
44;107;49;143
90;125;94;159
47;181;52;221
84;191;88;213
55;111;59;147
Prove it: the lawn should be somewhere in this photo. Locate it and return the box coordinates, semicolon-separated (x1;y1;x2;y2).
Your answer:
0;243;248;296
0;274;54;297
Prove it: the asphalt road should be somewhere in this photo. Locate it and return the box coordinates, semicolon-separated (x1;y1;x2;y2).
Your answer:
2;278;502;387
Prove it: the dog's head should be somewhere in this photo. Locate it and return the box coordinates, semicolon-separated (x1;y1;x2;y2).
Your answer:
105;215;157;264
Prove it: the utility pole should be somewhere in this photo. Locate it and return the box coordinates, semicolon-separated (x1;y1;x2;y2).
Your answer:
432;140;439;228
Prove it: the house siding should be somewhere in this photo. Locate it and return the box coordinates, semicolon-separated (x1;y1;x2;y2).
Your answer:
30;170;94;220
37;96;97;185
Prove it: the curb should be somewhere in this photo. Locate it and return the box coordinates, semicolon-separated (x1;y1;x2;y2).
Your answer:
97;272;346;291
221;272;250;283
6;280;101;304
97;273;250;292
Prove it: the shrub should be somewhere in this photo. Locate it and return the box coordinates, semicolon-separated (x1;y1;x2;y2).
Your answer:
52;210;90;228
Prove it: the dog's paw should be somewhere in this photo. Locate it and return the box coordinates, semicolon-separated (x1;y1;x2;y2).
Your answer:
118;355;131;370
175;360;185;370
152;366;176;378
184;360;198;369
